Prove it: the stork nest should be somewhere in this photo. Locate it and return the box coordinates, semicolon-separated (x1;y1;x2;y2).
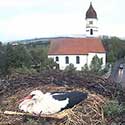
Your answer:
0;85;107;125
0;70;114;124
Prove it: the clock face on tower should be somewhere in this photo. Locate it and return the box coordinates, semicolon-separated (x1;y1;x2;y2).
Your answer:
89;21;93;25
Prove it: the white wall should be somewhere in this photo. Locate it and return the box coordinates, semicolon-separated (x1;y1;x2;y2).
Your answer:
86;18;98;37
86;18;98;28
48;53;106;70
48;55;88;70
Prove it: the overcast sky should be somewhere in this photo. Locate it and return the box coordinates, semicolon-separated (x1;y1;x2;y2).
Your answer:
0;0;125;42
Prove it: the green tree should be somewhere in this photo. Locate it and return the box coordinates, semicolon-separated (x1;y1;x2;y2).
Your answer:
5;43;15;68
90;55;103;74
44;58;58;70
0;43;7;75
81;64;89;72
102;36;125;63
30;47;48;71
13;44;32;68
5;43;32;72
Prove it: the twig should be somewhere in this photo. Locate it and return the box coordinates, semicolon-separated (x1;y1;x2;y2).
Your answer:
0;110;68;120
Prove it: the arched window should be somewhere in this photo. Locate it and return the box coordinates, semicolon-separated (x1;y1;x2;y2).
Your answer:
76;56;80;64
55;56;59;61
65;56;69;64
90;29;93;35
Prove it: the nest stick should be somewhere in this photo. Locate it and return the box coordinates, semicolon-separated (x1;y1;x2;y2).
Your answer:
1;110;68;119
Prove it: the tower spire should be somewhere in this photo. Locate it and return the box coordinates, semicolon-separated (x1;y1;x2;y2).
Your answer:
85;2;98;37
86;2;97;19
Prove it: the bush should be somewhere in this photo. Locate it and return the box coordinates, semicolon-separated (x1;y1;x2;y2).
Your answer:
81;64;89;72
5;43;32;69
64;64;76;75
12;65;37;75
103;100;125;117
43;58;59;70
81;57;107;76
0;42;51;76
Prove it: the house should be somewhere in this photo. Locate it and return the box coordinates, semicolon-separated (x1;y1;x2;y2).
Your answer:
48;2;106;70
48;38;106;70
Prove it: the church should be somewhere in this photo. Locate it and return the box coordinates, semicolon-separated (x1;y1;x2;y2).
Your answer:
48;2;106;70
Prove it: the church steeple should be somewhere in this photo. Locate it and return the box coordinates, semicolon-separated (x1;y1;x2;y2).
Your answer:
85;2;98;37
86;2;97;19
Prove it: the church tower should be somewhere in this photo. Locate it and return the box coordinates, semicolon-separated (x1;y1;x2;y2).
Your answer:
85;2;98;37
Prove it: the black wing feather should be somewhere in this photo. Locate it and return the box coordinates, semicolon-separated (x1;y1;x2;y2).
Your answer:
51;91;88;110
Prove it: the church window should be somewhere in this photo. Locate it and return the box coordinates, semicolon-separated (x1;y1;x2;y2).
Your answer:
76;56;80;64
56;56;59;61
65;56;69;64
90;29;93;35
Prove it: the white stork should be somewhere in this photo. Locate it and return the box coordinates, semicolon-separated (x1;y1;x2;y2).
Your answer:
18;90;88;115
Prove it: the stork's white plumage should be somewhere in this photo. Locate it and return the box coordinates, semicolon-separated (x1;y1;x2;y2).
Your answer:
19;90;88;115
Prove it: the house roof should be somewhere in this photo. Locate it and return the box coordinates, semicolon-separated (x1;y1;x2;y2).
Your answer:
86;2;97;19
48;38;105;55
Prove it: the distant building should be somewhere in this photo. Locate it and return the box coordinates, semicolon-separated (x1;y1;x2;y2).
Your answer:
48;2;106;70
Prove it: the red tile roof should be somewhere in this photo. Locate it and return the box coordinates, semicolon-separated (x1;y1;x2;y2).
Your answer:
48;38;105;55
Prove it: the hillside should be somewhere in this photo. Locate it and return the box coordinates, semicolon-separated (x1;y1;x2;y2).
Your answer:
9;37;75;45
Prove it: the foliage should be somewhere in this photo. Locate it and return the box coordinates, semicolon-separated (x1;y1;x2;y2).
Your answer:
0;45;7;75
30;47;48;66
102;36;125;63
0;41;51;76
103;100;125;117
90;55;103;73
29;44;59;71
5;43;32;68
13;66;37;75
25;118;40;125
81;63;89;72
1;43;33;75
81;56;108;76
43;58;59;70
64;63;77;75
81;64;90;76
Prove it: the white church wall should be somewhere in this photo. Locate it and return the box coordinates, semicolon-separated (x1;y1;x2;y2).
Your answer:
86;18;98;27
48;55;88;70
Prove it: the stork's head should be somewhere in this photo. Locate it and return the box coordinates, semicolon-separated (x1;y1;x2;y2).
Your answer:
30;90;44;100
19;90;44;103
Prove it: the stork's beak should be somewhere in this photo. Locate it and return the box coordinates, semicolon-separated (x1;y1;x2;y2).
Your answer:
18;95;32;103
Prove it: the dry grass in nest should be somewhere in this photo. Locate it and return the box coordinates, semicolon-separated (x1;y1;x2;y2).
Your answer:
58;94;106;125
